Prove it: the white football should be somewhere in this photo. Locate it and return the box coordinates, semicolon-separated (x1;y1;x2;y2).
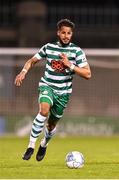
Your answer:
65;151;84;169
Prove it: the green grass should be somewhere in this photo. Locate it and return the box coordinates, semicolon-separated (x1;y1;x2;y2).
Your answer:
0;136;119;179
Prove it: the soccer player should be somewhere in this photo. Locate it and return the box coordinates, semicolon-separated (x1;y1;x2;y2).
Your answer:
14;19;91;161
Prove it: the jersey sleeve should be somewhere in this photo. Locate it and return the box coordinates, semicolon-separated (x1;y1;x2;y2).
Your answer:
75;48;88;68
33;44;47;60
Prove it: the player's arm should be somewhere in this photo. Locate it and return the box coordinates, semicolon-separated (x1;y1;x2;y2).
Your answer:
14;56;39;86
71;64;91;79
60;53;91;79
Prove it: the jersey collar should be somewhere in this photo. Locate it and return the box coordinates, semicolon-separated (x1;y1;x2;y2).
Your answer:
57;41;71;47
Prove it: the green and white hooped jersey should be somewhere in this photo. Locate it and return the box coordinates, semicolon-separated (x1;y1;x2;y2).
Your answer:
34;42;88;95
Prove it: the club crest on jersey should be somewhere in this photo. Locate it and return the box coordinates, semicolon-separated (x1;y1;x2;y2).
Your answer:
65;51;72;57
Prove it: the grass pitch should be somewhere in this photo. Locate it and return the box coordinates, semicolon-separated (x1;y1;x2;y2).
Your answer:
0;136;119;179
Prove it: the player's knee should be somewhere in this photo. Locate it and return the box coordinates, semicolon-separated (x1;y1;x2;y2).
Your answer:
40;109;49;117
39;103;50;117
40;107;49;117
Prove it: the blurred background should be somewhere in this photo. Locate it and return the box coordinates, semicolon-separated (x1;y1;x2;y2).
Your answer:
0;0;119;136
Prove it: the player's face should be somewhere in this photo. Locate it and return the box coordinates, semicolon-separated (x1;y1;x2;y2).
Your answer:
57;26;73;45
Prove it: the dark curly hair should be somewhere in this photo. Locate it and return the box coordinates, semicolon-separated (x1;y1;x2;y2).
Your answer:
57;19;75;31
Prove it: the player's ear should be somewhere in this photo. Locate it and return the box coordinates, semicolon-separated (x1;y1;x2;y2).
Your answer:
57;30;60;36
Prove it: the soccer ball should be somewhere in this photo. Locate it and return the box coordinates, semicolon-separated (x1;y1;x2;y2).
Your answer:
65;151;84;169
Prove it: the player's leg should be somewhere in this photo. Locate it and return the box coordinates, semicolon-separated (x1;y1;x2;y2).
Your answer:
22;102;51;160
36;113;60;161
36;93;70;161
23;86;53;160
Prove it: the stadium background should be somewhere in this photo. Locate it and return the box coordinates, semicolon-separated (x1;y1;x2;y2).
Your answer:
0;0;119;136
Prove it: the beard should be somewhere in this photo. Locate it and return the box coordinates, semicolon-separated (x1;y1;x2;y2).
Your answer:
58;38;71;47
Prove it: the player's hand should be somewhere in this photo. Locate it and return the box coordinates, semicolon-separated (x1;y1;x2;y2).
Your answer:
60;53;71;68
14;71;26;86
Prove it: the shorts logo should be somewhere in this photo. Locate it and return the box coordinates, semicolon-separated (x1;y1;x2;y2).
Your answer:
42;90;48;95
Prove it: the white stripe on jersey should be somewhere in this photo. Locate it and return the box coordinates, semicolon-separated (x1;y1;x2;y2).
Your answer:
41;77;72;88
46;49;76;58
39;81;72;95
78;62;88;68
44;71;72;81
